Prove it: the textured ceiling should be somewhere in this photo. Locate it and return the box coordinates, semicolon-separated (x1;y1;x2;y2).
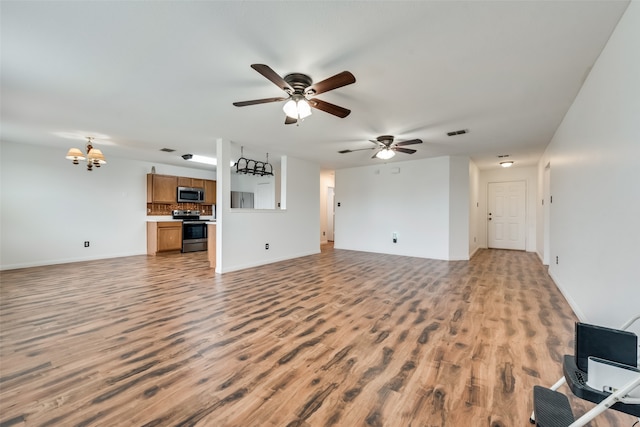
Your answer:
0;1;630;171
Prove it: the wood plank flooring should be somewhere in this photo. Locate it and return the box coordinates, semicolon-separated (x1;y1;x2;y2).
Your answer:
0;246;635;426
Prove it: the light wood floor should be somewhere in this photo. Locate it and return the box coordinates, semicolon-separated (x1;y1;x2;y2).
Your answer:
0;246;635;426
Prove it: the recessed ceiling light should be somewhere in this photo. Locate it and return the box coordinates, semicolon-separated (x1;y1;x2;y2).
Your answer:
500;161;514;167
182;154;217;165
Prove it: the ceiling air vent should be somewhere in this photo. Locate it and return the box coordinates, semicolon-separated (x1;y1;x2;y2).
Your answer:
447;129;468;136
160;148;176;152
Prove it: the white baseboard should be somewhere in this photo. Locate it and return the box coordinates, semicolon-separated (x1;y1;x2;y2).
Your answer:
547;268;587;322
0;251;147;271
218;250;321;274
469;246;480;258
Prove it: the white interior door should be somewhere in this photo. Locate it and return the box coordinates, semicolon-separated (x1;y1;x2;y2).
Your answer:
326;187;335;241
487;181;526;250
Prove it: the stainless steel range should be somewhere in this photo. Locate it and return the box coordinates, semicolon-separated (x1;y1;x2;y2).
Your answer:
172;209;208;253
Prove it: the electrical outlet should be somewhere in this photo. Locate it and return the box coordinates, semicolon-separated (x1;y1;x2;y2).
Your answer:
84;241;90;248
556;256;559;265
265;243;269;250
393;232;397;243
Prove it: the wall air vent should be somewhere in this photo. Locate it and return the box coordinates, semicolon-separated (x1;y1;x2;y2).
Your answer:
447;129;468;136
160;148;176;152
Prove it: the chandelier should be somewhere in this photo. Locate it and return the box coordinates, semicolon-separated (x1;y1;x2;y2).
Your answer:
65;137;107;171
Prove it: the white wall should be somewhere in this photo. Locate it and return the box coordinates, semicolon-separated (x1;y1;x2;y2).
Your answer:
478;166;538;252
448;156;470;260
0;140;215;270
334;156;469;261
541;0;640;335
216;139;320;273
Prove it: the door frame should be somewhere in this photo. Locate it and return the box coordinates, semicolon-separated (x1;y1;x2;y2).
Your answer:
542;163;551;264
326;186;335;241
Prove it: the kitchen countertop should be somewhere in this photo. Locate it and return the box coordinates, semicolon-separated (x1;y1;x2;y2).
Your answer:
146;217;216;222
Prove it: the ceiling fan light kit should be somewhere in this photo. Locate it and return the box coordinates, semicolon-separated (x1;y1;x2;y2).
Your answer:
282;95;312;120
375;148;395;160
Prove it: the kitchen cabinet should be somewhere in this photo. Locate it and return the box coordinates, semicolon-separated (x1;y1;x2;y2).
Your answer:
147;174;177;204
204;179;216;204
178;177;205;189
147;221;182;255
147;173;216;216
177;176;191;187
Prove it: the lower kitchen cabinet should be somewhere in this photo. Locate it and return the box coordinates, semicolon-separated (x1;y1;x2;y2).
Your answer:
147;221;182;255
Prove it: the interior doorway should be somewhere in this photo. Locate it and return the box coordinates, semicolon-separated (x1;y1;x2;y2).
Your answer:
487;181;526;250
326;187;335;241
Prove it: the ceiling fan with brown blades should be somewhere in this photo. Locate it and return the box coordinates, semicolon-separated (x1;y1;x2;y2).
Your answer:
339;135;423;160
233;64;356;125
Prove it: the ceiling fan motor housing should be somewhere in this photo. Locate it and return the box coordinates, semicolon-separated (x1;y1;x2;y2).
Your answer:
284;73;313;96
377;135;394;147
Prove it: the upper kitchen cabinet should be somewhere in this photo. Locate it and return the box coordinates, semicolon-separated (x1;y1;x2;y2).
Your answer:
147;174;216;216
204;179;216;204
177;176;190;187
147;174;177;204
177;177;205;189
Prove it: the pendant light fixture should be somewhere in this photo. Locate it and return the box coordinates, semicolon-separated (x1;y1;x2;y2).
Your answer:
65;137;106;171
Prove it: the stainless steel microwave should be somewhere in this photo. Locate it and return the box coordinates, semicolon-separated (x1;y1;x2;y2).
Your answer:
177;186;205;203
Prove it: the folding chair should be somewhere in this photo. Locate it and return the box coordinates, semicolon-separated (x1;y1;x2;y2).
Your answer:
530;314;640;427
